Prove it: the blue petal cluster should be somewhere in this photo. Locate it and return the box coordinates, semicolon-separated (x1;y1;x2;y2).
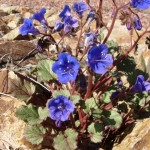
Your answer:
131;0;150;10
63;16;78;33
48;95;74;127
59;5;71;21
20;19;39;35
84;32;99;47
73;1;88;16
132;75;150;92
32;8;47;25
56;4;79;33
52;52;80;84
88;44;113;74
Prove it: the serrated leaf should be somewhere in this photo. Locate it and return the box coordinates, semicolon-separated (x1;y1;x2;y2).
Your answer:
85;98;99;114
54;129;78;150
88;122;103;143
92;109;103;119
14;80;36;102
24;125;46;145
70;95;80;104
102;110;122;129
52;89;70;98
38;107;49;120
37;60;57;81
100;91;115;104
15;104;48;125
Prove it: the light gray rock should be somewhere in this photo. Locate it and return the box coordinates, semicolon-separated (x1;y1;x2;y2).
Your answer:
113;119;150;150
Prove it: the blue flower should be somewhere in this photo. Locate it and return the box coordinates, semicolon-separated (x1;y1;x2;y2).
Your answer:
84;32;99;47
63;16;79;33
132;75;150;92
53;21;64;32
19;19;39;35
88;44;113;74
48;95;74;127
52;52;80;84
131;0;150;10
32;8;47;25
59;5;71;21
73;1;88;16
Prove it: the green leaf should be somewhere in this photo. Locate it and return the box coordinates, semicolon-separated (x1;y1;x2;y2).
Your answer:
84;98;99;114
70;95;80;104
24;125;46;145
38;107;49;120
14;80;36;102
92;109;103;119
100;90;115;104
75;120;80;127
54;129;78;150
88;122;103;143
102;110;122;129
15;104;48;125
52;89;70;98
37;60;57;81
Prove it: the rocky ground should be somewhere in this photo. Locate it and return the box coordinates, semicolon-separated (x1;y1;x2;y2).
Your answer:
0;1;150;150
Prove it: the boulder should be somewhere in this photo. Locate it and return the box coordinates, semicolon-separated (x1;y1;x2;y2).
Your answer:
113;119;150;150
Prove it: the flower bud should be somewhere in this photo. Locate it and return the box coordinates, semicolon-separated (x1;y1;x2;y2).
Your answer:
134;16;142;30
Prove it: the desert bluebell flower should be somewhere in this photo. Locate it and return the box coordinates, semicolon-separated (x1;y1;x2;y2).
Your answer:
63;16;79;33
32;8;47;25
131;0;150;10
52;52;80;84
88;44;113;74
84;32;99;47
73;1;88;16
59;5;71;21
132;75;150;92
53;21;64;32
48;95;74;127
20;19;39;35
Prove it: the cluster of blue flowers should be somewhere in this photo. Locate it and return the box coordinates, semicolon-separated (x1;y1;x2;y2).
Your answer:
20;8;47;35
19;1;150;127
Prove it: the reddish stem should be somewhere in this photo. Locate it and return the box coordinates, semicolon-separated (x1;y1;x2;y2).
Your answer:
84;68;93;100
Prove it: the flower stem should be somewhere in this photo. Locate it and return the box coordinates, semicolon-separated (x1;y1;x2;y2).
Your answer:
70;113;75;129
84;68;93;100
103;2;130;44
75;18;83;57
